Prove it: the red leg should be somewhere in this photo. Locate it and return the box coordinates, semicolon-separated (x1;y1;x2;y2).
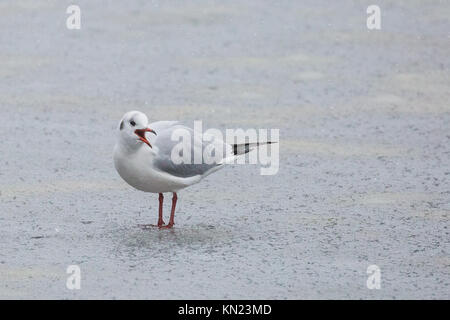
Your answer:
138;193;165;229
157;193;165;227
160;193;177;229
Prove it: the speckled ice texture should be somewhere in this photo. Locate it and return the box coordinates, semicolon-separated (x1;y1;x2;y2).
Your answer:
0;0;449;299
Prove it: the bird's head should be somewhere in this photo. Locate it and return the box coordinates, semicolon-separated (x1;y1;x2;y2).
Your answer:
117;111;157;148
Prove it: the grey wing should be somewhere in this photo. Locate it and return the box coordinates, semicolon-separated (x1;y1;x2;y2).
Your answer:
152;123;225;178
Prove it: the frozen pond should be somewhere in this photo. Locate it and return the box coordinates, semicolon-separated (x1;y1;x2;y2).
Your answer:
0;0;449;299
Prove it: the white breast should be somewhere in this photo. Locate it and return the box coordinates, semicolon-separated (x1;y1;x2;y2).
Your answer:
113;144;199;193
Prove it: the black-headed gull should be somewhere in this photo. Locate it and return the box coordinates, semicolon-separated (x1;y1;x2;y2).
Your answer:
113;111;273;229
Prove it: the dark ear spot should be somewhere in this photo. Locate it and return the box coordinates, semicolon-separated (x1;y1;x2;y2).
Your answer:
120;120;124;130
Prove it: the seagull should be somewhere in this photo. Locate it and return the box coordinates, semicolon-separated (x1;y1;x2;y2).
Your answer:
113;111;273;229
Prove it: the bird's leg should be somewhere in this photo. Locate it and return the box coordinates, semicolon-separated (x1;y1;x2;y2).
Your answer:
138;193;165;229
168;192;177;227
157;193;165;227
160;192;177;229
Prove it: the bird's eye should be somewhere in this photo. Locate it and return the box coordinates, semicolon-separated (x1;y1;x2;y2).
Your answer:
130;120;136;127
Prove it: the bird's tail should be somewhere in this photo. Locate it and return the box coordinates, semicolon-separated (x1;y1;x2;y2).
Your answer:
232;141;276;156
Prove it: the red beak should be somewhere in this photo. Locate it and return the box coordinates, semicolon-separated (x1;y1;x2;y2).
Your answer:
135;128;157;148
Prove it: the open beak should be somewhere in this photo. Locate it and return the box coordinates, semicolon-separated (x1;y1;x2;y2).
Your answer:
135;128;157;148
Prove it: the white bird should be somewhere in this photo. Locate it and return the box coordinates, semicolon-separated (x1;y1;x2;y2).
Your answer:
113;111;273;229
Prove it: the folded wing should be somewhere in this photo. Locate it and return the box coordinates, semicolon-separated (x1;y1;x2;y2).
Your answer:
150;121;229;178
